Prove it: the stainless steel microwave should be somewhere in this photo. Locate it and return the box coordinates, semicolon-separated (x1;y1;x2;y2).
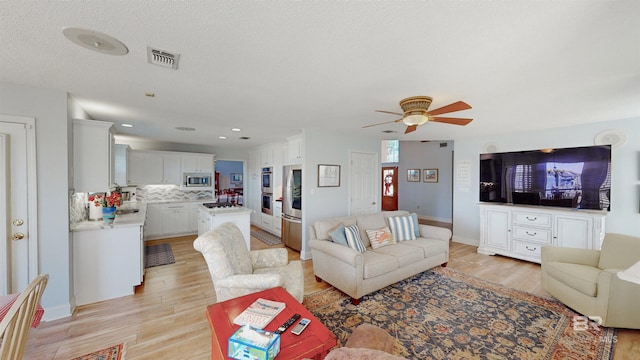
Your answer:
184;173;212;187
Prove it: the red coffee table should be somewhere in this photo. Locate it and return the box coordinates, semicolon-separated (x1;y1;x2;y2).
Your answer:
206;287;337;360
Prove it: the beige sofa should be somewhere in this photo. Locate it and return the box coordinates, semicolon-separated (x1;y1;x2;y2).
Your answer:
309;211;451;304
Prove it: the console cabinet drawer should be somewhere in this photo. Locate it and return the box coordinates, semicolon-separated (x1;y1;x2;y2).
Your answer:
512;241;543;258
512;211;552;227
512;226;552;244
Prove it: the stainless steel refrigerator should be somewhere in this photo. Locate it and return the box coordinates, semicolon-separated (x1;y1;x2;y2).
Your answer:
282;164;302;251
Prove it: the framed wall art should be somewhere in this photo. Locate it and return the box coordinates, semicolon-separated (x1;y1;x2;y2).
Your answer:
318;164;340;187
407;169;420;182
231;173;242;183
423;168;438;183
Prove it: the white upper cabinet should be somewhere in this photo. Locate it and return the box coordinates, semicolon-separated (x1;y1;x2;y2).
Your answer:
113;144;129;186
286;134;303;164
128;150;214;186
73;119;114;192
182;154;214;174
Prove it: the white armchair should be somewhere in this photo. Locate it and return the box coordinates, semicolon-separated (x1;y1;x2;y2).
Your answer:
193;222;304;303
541;233;640;329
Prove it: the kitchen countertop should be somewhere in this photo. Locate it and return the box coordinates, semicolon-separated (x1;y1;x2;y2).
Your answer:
71;203;147;232
199;205;253;215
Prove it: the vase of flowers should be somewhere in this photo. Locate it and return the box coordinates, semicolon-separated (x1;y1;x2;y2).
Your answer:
89;191;122;224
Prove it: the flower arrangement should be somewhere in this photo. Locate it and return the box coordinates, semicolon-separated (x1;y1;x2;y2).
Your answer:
89;192;122;208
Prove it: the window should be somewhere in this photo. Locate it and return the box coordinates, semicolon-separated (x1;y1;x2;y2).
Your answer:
381;140;399;163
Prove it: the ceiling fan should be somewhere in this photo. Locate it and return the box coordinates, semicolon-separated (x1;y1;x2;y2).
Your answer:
364;96;473;134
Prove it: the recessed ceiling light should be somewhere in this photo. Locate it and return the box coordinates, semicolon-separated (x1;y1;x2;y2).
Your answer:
231;128;242;132
121;123;134;128
175;126;195;131
218;136;227;140
62;27;129;55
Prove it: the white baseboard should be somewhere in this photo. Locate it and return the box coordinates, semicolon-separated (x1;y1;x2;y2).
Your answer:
452;235;479;246
42;302;72;321
416;214;452;224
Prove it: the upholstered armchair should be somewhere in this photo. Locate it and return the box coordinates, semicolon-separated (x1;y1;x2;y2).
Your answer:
541;233;640;329
193;222;304;303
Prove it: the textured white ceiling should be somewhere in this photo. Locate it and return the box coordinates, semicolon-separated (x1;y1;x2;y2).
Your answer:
1;1;639;150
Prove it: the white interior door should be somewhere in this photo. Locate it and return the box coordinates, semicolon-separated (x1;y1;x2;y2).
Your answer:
1;115;37;295
349;151;379;215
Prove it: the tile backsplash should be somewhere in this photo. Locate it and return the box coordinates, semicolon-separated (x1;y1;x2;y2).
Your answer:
70;185;214;223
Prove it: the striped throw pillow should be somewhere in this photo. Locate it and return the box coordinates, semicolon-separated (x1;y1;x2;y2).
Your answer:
344;224;366;253
366;227;396;249
387;216;417;241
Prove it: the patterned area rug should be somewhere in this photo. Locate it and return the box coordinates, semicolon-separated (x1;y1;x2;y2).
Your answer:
70;343;125;360
251;229;282;246
304;267;616;360
144;243;175;268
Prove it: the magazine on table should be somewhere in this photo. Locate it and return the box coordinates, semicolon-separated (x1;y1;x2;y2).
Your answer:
232;298;286;329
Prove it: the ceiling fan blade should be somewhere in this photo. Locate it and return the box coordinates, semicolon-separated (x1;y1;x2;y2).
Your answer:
430;117;473;126
404;125;418;134
375;110;404;116
362;118;404;128
427;101;472;116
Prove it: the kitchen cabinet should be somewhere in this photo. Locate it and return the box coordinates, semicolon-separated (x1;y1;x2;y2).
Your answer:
73;119;114;192
198;206;252;250
73;225;143;305
127;149;144;185
286;134;303;164
189;202;200;233
114;144;129;186
144;203;163;239
182;154;215;174
142;152;164;184
478;204;606;263
163;154;182;185
160;203;190;235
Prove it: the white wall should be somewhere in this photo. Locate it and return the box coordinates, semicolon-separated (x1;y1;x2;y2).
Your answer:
302;128;381;259
452;117;640;245
1;83;72;319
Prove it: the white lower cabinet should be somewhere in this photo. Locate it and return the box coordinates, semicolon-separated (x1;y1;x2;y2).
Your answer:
478;204;606;263
198;208;252;250
74;226;143;306
145;201;200;240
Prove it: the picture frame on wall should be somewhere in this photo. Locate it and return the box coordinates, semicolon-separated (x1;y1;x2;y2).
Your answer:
231;173;242;183
423;168;438;183
407;169;420;182
318;164;340;187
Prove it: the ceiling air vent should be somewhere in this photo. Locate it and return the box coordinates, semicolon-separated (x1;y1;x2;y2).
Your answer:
147;47;180;70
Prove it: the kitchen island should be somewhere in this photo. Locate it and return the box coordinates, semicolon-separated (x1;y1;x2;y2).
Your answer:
70;203;146;306
198;203;253;250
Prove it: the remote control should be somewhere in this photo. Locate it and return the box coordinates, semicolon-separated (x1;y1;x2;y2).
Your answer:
274;313;300;334
291;318;311;335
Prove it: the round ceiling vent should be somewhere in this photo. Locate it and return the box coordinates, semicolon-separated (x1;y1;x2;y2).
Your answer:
594;129;627;149
62;27;129;56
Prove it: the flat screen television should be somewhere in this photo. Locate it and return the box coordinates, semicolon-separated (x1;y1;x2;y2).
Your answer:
479;145;611;211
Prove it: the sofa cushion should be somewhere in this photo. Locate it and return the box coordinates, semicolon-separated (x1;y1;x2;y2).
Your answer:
362;251;398;279
357;213;387;248
366;227;396;249
345;224;366;253
387;216;417;241
314;216;357;240
402;238;448;258
545;262;601;296
329;224;349;247
371;243;424;267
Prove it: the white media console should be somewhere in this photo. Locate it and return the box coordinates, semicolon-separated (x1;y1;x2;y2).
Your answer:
478;203;607;264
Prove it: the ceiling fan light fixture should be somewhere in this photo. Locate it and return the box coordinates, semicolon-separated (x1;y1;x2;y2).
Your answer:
403;113;429;126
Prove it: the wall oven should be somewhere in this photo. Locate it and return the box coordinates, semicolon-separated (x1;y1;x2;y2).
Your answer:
261;193;273;215
261;167;273;193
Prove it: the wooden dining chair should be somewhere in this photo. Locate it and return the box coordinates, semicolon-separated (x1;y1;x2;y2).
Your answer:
0;274;49;360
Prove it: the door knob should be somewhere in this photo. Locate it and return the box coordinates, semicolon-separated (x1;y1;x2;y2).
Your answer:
11;232;24;240
13;219;24;226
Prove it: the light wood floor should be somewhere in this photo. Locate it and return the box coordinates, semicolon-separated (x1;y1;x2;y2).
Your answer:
23;227;639;359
